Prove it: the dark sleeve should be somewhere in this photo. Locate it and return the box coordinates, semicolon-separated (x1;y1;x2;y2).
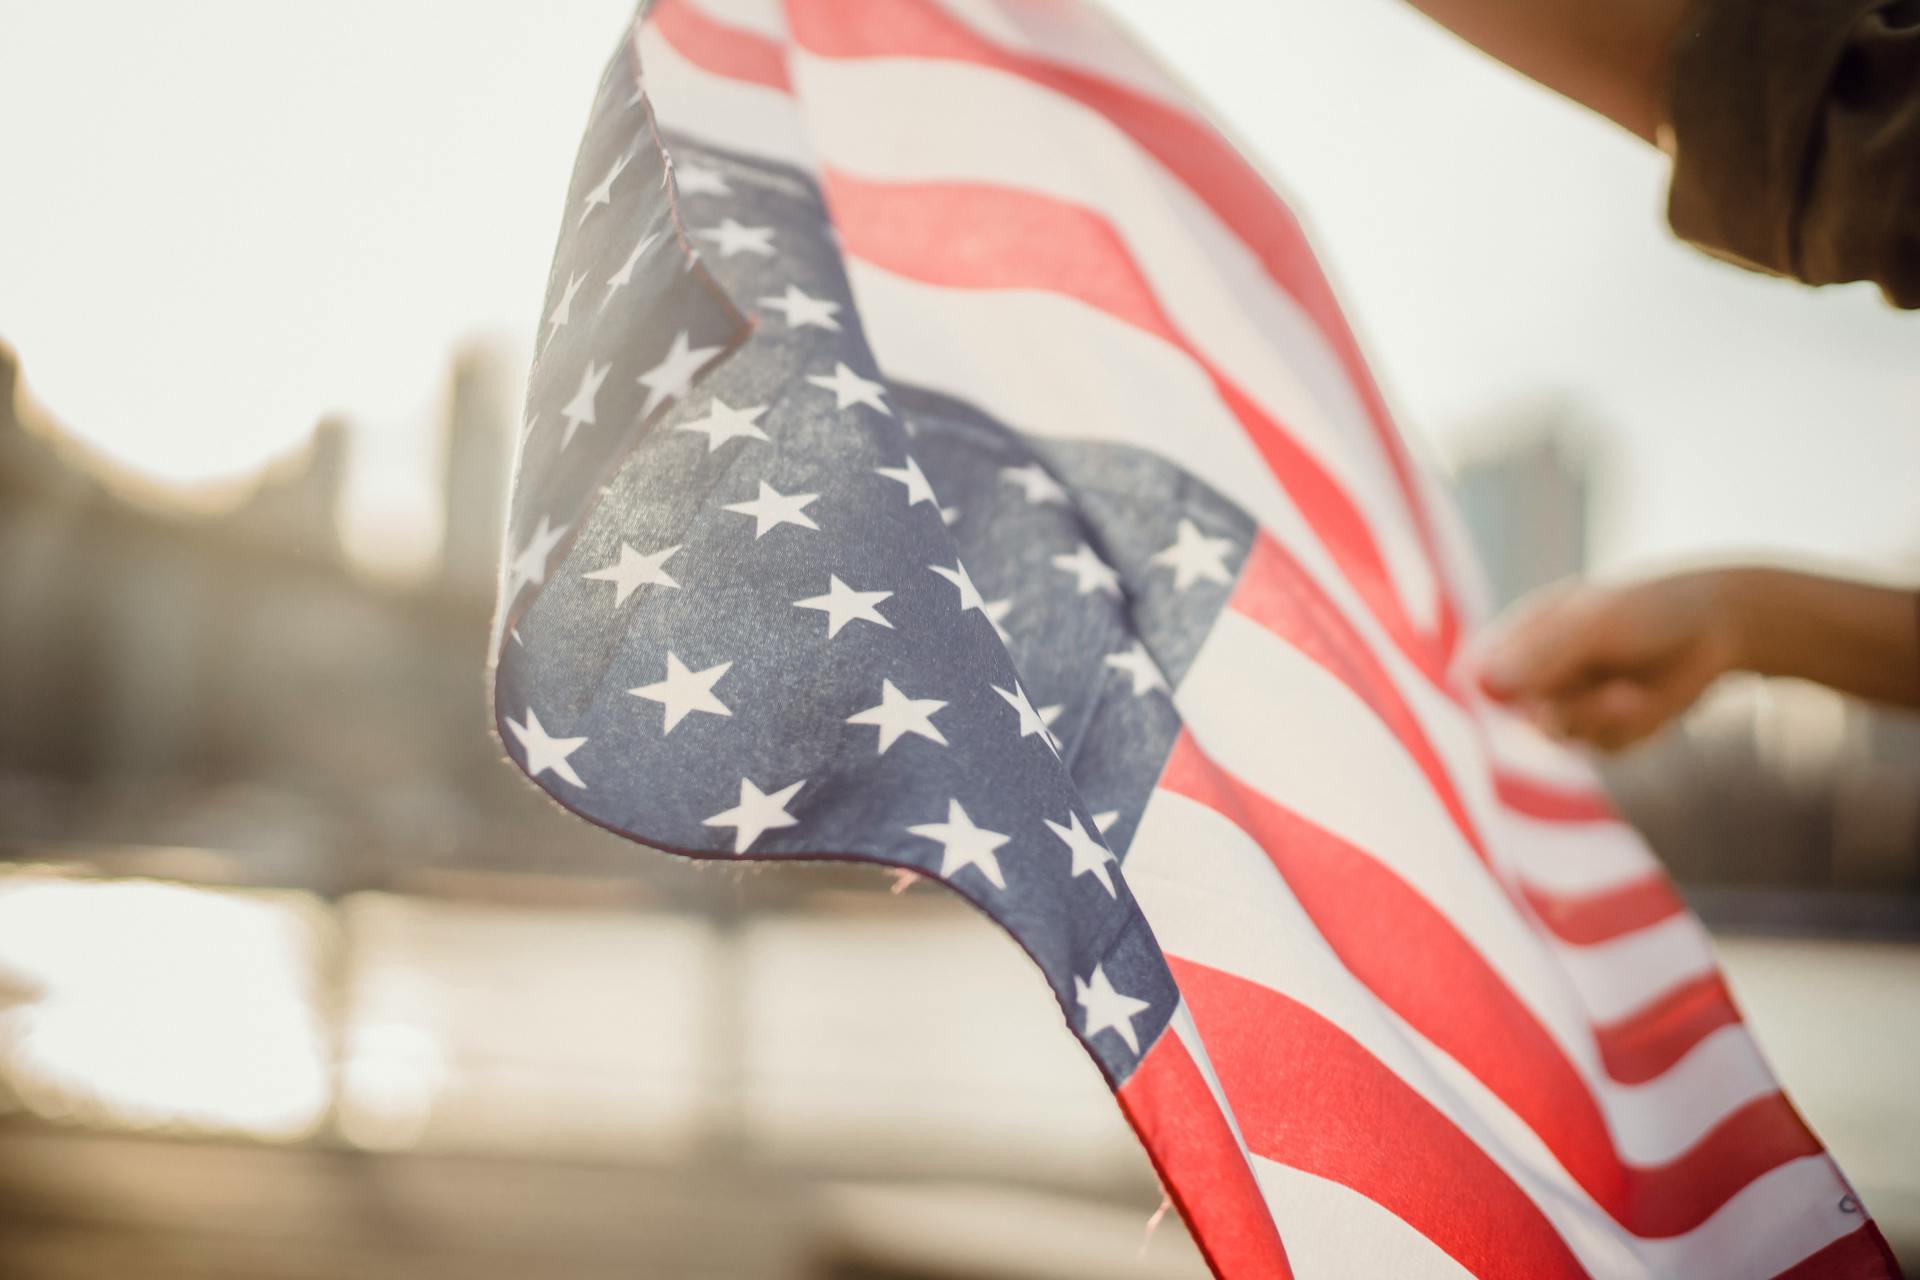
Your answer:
1663;0;1920;307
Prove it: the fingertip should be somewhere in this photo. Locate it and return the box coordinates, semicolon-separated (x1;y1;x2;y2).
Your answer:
1474;641;1533;701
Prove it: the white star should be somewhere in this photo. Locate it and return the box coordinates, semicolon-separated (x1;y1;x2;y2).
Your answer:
559;360;611;450
505;707;588;789
583;542;679;606
993;681;1058;754
1001;462;1067;505
940;505;961;527
605;230;660;299
695;217;775;257
546;272;586;346
1051;542;1121;597
908;800;1012;890
1092;810;1121;835
1045;811;1117;897
1105;641;1168;696
875;456;936;508
629;653;732;733
677;398;770;452
929;560;985;611
1039;702;1064;749
930;562;1013;641
846;679;947;753
506;514;569;601
1150;518;1237;590
981;598;1014;643
758;283;841;331
674;161;730;196
578;152;630;224
793;575;893;638
703;777;804;854
1076;965;1152;1053
637;330;723;417
806;361;890;415
724;481;819;537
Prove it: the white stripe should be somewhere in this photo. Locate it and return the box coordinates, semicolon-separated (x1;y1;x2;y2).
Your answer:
1557;913;1718;1026
787;51;1437;629
1249;1159;1477;1280
636;22;813;169
683;0;788;41
1494;808;1666;898
1478;696;1612;792
933;0;1196;107
1130;790;1861;1276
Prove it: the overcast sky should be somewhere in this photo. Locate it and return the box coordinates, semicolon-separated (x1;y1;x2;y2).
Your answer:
2;0;1914;579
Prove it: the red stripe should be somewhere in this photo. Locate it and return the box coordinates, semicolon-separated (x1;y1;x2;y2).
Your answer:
1495;769;1618;823
1167;958;1590;1279
1594;970;1744;1086
652;0;791;92
1772;1223;1904;1279
823;170;1174;334
1116;1032;1296;1279
785;0;1463;663
820;170;1450;691
1161;733;1824;1236
1522;874;1685;947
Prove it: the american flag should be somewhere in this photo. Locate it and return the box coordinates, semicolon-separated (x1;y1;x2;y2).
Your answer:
490;2;1898;1275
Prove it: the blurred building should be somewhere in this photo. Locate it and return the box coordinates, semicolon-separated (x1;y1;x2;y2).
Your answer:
0;341;675;895
440;350;515;600
1449;398;1593;609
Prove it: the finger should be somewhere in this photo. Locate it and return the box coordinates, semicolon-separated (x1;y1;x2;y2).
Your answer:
1549;647;1725;752
1476;587;1608;702
1554;679;1658;752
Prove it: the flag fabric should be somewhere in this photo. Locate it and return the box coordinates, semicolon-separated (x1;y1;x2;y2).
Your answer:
490;2;1898;1275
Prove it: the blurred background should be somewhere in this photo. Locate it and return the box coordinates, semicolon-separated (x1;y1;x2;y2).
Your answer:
0;1;1914;1277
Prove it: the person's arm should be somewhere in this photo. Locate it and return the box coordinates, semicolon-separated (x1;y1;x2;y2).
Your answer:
1476;566;1920;751
1398;0;1920;307
1396;0;1686;140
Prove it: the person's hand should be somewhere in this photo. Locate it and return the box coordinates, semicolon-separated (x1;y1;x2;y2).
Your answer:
1475;570;1744;751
